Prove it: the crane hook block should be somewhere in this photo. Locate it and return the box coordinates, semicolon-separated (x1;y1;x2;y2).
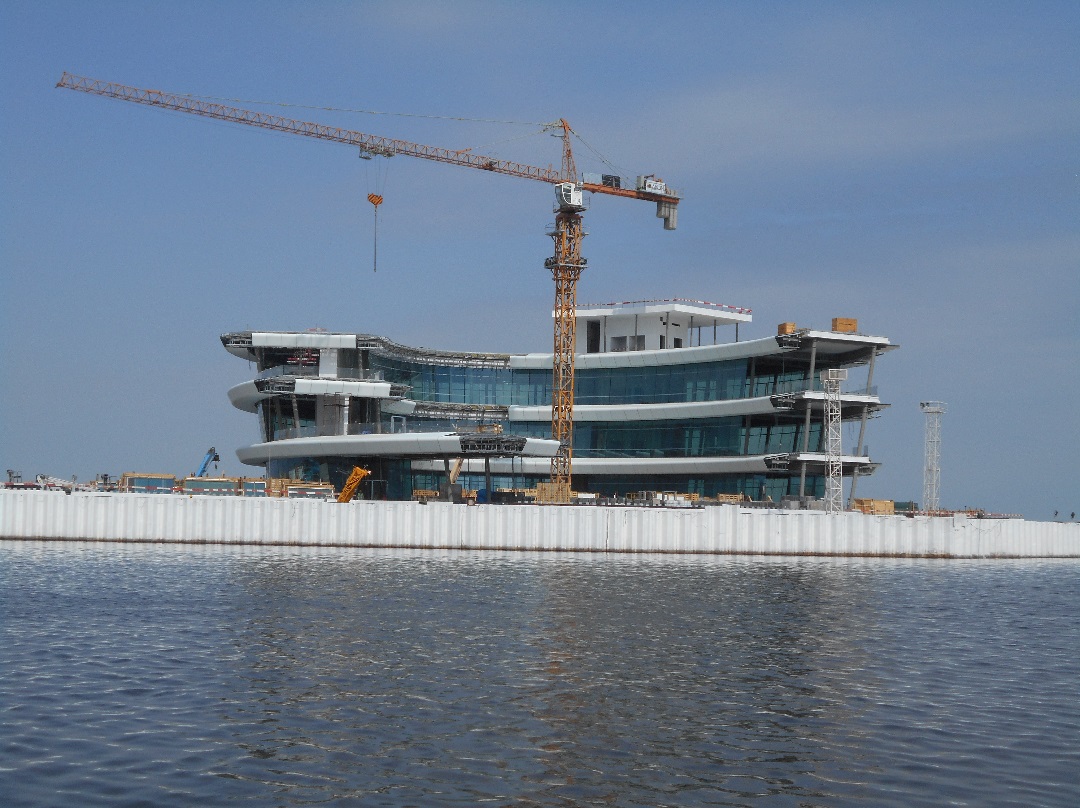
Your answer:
367;193;384;208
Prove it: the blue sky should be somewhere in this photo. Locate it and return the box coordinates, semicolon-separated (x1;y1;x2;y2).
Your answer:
2;1;1078;518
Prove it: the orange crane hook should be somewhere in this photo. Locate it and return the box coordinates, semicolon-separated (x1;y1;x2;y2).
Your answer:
367;192;383;272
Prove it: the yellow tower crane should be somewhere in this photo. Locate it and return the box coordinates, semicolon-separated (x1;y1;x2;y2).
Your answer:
57;73;681;492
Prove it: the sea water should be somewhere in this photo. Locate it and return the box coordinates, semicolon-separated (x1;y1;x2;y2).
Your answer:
2;541;1078;806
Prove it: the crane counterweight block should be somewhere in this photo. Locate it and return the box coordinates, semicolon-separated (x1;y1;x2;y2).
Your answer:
656;199;678;230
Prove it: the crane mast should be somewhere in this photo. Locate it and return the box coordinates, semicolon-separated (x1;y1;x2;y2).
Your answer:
546;190;587;489
57;72;680;493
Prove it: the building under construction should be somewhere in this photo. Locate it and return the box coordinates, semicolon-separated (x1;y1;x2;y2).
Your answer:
222;302;895;502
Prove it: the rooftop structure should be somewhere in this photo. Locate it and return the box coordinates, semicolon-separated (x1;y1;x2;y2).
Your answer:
222;300;896;502
573;298;752;353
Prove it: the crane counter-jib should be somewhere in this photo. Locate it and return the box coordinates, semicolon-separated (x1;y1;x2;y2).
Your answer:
580;183;679;230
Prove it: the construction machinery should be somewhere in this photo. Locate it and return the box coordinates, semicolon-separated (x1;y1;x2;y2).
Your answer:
195;447;220;478
57;73;681;492
337;466;371;503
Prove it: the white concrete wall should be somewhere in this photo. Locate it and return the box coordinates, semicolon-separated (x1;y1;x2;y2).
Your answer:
1;490;1077;558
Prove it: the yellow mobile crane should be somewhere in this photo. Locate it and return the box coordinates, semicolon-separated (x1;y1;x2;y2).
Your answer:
57;73;680;495
336;466;371;504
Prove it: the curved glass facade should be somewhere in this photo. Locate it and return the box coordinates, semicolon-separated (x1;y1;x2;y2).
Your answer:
233;326;887;502
370;355;815;406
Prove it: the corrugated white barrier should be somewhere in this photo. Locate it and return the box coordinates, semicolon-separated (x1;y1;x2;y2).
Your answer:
1;490;1078;557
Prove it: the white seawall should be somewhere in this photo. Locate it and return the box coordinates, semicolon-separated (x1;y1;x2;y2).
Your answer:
2;490;1077;557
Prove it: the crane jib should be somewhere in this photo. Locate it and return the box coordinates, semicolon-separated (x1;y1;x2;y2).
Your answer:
57;72;566;183
56;73;681;205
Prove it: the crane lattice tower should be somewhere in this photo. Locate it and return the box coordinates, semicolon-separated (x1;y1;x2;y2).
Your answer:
920;401;947;513
822;369;847;514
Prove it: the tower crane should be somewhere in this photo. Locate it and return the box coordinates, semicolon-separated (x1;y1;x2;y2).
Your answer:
57;72;681;493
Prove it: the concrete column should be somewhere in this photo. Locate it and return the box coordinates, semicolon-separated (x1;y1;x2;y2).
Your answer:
318;348;338;378
743;355;756;456
847;348;878;507
799;340;818;498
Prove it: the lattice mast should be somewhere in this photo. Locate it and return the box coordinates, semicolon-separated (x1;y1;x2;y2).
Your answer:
920;401;946;512
56;74;680;491
545;126;587;487
822;369;847;513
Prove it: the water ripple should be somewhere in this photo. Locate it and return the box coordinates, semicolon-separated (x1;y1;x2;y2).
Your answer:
2;543;1078;806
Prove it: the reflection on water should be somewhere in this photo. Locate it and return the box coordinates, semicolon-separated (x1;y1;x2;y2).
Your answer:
2;542;1078;807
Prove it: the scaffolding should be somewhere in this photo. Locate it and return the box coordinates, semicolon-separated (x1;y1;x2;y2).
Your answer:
822;369;847;513
920;401;947;512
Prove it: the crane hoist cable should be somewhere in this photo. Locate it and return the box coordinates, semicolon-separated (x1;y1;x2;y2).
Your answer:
363;153;390;272
367;192;383;272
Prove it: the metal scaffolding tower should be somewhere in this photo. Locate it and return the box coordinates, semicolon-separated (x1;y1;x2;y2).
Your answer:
822;369;847;514
920;401;947;512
